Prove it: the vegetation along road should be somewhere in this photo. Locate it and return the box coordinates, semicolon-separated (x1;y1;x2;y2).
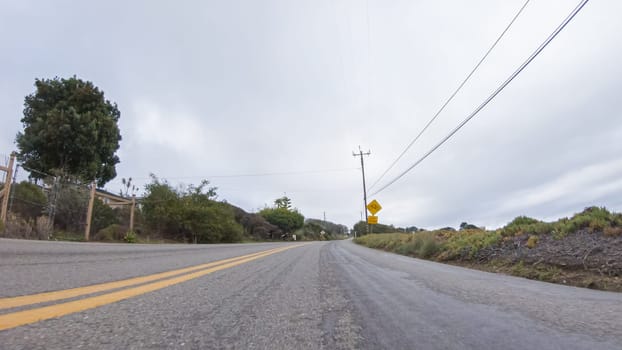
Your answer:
1;238;620;349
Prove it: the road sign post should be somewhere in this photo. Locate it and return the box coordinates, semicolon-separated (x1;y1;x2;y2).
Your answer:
366;199;382;216
366;199;382;231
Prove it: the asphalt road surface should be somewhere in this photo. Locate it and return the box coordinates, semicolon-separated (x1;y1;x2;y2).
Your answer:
1;238;621;349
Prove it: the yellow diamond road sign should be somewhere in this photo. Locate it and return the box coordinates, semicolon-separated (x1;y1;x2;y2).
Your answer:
367;199;382;215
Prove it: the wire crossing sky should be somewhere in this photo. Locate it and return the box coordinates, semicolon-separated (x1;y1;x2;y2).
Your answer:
368;0;531;191
370;0;591;197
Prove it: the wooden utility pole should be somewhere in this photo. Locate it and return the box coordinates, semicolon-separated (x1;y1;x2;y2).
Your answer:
129;194;136;231
84;181;96;241
352;146;370;235
0;153;16;224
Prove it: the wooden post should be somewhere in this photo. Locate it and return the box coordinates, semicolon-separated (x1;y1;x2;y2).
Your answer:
129;195;136;231
84;181;96;241
0;153;16;224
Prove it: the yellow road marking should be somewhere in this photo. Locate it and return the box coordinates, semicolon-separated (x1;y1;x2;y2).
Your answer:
0;244;303;331
0;247;281;311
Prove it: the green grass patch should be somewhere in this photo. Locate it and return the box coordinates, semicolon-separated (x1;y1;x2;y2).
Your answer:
354;229;498;261
499;206;622;238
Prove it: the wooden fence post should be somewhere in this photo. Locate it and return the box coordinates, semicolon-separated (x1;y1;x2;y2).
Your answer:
84;181;96;241
129;195;136;231
0;153;16;224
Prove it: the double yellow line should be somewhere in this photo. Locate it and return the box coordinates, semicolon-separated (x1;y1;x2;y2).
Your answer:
0;244;302;331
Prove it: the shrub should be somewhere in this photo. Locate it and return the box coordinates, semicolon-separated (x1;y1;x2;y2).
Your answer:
94;224;125;241
4;214;34;239
11;181;47;220
604;226;622;236
35;216;52;240
91;198;119;235
418;234;442;258
443;229;500;260
499;216;552;237
259;207;304;234
526;235;538;249
54;184;89;233
124;230;137;243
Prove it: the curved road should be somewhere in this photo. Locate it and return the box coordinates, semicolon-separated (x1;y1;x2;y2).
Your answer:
0;238;620;349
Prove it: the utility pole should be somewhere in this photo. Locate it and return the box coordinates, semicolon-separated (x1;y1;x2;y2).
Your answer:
353;146;370;234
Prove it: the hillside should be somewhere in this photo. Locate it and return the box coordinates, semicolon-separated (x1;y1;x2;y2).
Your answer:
355;207;622;292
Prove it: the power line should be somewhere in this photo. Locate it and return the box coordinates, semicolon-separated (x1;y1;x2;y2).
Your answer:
369;0;531;190
371;0;590;196
106;167;360;183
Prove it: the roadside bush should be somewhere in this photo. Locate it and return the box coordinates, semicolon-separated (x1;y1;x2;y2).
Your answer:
604;226;622;236
54;185;89;233
499;216;552;237
442;229;501;260
553;207;622;237
91;198;119;235
49;230;84;241
526;235;538;249
141;175;244;243
124;230;137;243
94;224;125;241
35;216;52;240
259;207;304;235
4;214;34;239
11;181;47;220
356;232;443;259
294;221;333;241
418;234;442;258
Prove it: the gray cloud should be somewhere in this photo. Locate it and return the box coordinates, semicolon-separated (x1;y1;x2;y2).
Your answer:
1;0;621;229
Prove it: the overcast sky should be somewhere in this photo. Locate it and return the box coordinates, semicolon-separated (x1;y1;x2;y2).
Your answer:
1;0;621;229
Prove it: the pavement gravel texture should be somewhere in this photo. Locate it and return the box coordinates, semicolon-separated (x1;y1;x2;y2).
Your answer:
1;238;621;349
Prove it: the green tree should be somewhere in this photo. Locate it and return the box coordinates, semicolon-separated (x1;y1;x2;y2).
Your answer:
259;197;304;235
459;222;479;230
16;76;122;186
274;196;292;210
141;175;243;243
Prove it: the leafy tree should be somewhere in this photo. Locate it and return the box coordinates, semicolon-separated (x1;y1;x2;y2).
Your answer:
259;207;304;234
459;222;479;230
53;185;89;233
229;204;283;239
305;218;348;235
259;197;304;235
16;76;121;186
141;175;243;243
141;176;183;238
274;196;292;210
119;177;137;197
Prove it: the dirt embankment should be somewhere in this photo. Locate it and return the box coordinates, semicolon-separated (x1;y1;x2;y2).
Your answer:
460;229;622;291
477;229;622;276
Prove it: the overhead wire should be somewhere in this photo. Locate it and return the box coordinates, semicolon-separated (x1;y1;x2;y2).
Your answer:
105;167;360;183
368;0;531;190
371;0;590;196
